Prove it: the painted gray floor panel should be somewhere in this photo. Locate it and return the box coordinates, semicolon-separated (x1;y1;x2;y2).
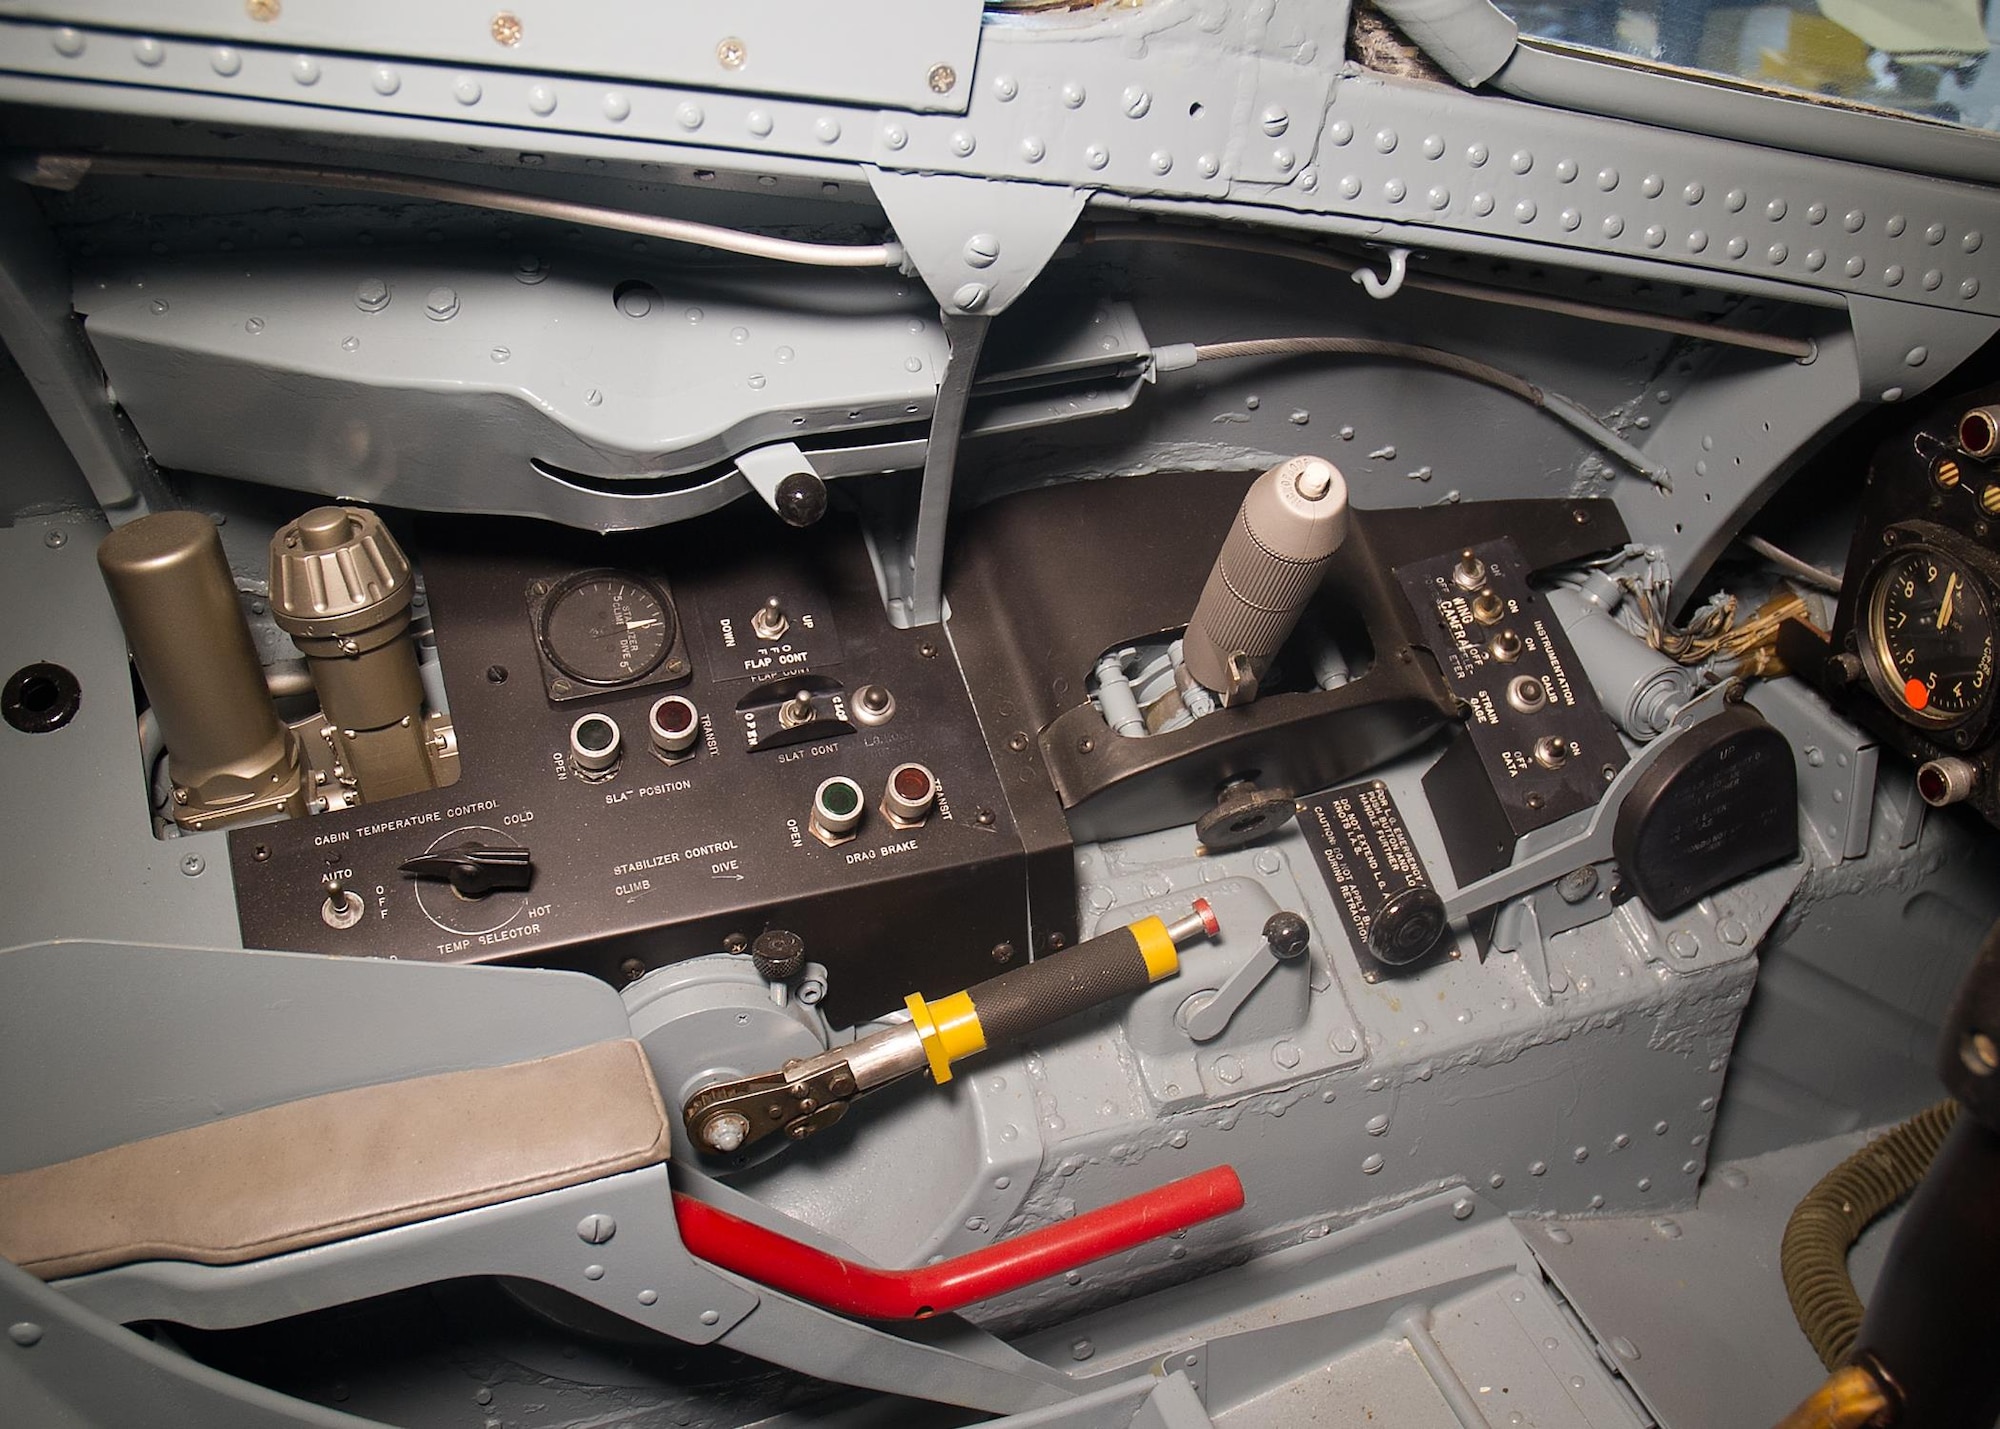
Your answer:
1528;1129;1899;1429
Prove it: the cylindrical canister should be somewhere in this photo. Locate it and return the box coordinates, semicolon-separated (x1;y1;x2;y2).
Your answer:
270;506;439;802
97;510;307;828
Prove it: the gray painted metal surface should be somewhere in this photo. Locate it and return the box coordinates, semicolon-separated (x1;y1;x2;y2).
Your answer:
1750;677;1879;864
1713;761;2000;1163
0;0;987;114
713;744;1770;1305
1531;1127;1904;1428
0;1258;390;1429
4;3;1999;317
73;254;1151;534
1016;1189;1647;1427
0;514;241;954
903;312;988;627
0;940;634;1172
1492;37;2000;186
0;340;96;517
3;2;1999;1424
61;1166;762;1350
0;183;157;519
76;256;945;527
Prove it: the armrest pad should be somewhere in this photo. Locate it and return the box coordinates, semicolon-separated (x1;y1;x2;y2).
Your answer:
0;1039;668;1280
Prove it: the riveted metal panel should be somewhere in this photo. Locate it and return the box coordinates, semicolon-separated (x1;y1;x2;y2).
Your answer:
0;0;984;113
77;254;945;503
0;515;242;955
7;5;2000;322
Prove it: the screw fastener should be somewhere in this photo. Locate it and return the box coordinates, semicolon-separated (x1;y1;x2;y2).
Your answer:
716;36;747;69
490;12;522;46
181;854;206;877
928;64;957;94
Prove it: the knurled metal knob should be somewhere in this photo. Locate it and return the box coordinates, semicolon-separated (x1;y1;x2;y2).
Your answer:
752;928;806;982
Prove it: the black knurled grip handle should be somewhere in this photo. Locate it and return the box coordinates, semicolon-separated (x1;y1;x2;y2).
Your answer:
966;925;1154;1048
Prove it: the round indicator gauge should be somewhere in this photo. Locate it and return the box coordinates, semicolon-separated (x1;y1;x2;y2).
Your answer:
537;570;676;686
1866;547;1997;727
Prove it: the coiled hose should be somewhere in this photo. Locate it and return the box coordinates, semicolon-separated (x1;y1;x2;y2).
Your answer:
1781;1099;1959;1369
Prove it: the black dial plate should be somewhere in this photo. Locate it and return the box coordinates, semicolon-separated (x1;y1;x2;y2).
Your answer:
537;570;676;686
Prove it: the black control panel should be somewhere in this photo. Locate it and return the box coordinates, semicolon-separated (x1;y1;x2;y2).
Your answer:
228;511;1062;1022
1786;382;2000;827
1396;537;1629;883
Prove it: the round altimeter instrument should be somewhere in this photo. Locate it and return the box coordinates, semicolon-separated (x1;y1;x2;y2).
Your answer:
1864;545;1997;728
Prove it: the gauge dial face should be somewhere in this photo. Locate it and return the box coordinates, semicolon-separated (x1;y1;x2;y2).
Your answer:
1867;547;1996;726
538;570;675;686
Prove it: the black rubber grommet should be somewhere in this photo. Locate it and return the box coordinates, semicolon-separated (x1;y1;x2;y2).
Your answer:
3;662;80;734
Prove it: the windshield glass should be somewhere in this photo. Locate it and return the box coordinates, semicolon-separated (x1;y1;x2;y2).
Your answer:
1495;2;2000;131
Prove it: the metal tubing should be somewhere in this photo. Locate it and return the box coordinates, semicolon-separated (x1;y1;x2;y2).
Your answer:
17;154;905;270
835;1025;928;1091
1391;1305;1492;1429
1366;0;1518;86
1095;654;1147;738
672;1165;1244;1319
1082;225;1818;361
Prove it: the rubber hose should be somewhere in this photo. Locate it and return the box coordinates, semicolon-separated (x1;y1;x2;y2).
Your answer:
1781;1099;1959;1369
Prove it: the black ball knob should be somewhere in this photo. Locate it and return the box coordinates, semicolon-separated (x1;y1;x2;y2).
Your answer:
1370;888;1448;965
751;928;806;982
1262;911;1311;960
774;471;829;528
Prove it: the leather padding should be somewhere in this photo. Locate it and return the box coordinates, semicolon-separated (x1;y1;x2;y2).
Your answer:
0;1039;668;1280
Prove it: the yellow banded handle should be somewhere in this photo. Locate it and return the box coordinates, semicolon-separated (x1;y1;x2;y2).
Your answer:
906;901;1216;1083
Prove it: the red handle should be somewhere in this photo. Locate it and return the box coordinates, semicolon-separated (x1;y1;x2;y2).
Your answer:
673;1164;1245;1320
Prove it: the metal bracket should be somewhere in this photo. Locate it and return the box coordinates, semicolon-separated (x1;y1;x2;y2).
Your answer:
1747;677;1878;863
866;170;1089;318
1846;295;2000;408
1490;862;1616;1000
1440;683;1740;922
1181;913;1309;1042
1893;768;1929;850
864;170;1086;622
899;310;989;626
0;183;160;520
735;441;828;527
